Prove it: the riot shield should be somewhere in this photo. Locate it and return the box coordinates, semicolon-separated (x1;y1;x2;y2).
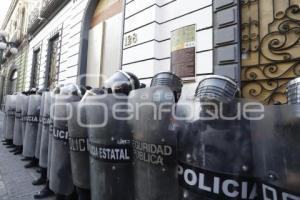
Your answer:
13;94;24;146
251;105;300;199
47;92;55;179
35;93;46;159
39;92;51;168
23;95;42;158
177;99;256;200
128;86;178;200
2;96;7;137
67;101;90;190
5;95;17;140
21;95;29;145
49;94;80;195
85;94;133;200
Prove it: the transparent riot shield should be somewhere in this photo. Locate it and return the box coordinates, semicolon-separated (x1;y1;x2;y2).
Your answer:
49;94;80;195
47;92;54;179
39;92;51;168
67;101;90;190
85;94;133;200
5;95;17;140
251;105;300;199
35;93;46;159
2;96;7;137
13;94;24;146
21;95;29;144
128;86;178;200
23;95;42;158
177;99;256;200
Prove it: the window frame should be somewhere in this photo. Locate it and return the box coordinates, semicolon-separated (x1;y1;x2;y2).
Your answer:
44;26;62;89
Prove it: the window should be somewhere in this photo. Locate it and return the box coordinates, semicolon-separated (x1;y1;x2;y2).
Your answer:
30;48;41;88
46;35;60;89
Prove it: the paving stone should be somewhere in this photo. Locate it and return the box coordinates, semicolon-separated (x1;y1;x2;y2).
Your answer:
0;112;54;200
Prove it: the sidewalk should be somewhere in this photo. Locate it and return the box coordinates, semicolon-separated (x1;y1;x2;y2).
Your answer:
0;112;54;200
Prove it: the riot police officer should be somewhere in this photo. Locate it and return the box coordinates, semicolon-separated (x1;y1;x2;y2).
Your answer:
34;87;60;199
85;71;142;200
32;88;49;186
4;94;17;148
177;75;254;200
67;86;92;200
129;72;183;200
11;93;25;155
49;84;84;200
23;88;42;168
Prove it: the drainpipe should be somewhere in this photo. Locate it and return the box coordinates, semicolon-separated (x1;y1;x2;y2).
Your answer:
77;0;99;86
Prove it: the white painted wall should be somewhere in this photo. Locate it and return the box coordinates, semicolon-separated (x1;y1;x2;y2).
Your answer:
122;0;214;91
25;0;89;90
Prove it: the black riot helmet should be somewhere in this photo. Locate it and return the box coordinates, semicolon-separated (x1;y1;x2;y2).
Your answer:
287;77;300;105
195;75;239;103
195;75;239;121
24;88;38;95
103;70;141;95
150;72;183;102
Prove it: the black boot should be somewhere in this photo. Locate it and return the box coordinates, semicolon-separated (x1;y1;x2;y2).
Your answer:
24;158;38;168
6;144;15;149
21;157;31;161
9;147;18;153
33;181;54;199
76;187;90;200
67;190;78;200
32;168;47;186
14;146;22;155
55;194;67;200
3;139;12;145
2;139;9;145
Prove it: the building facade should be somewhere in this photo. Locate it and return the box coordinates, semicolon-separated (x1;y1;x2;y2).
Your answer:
25;0;90;89
0;0;31;104
0;0;299;105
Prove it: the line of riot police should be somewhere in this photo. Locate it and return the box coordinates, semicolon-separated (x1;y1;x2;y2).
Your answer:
1;71;300;200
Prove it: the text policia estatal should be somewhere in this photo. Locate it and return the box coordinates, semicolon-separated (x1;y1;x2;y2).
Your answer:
89;143;131;162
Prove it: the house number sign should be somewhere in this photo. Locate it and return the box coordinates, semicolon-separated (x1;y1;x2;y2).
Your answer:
124;33;138;47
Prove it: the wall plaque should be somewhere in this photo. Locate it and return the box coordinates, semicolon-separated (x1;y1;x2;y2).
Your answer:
171;24;196;80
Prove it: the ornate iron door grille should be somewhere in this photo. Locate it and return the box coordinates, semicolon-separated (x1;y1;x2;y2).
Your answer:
241;0;300;104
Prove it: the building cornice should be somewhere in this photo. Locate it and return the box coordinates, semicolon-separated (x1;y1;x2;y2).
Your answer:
1;0;19;30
